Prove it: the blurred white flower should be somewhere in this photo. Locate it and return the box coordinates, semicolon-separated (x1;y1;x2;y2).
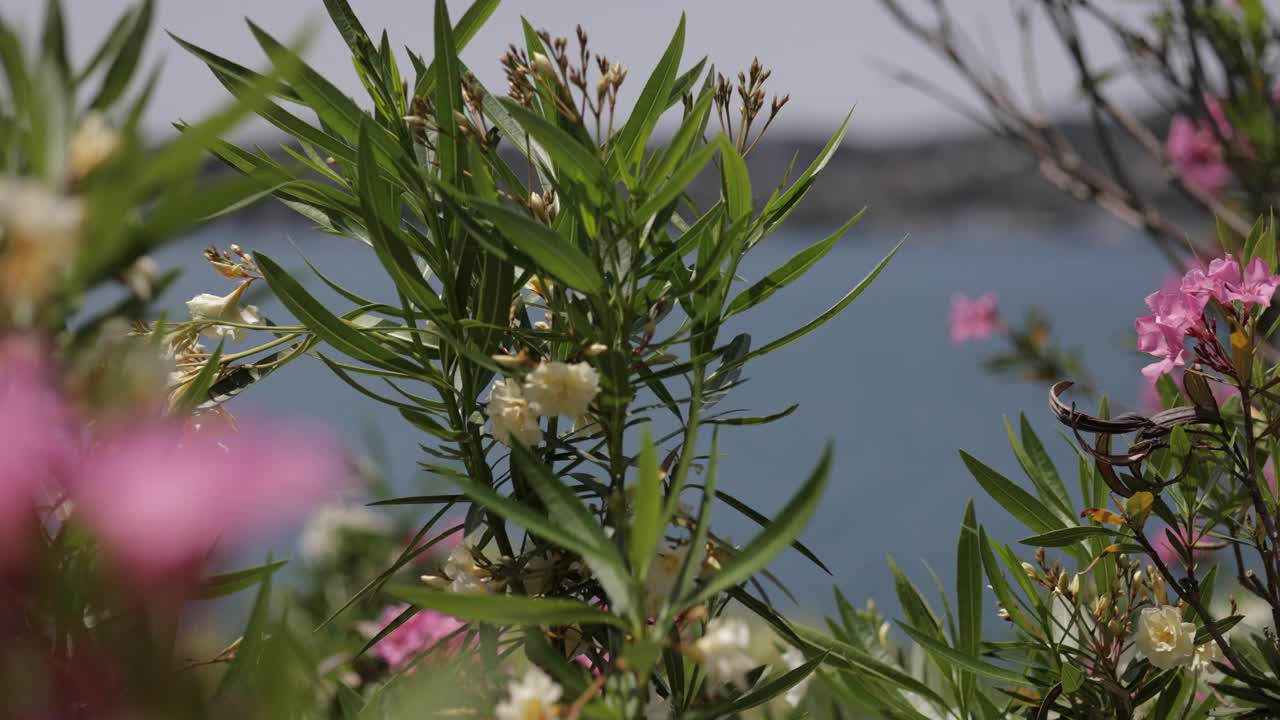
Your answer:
486;378;542;446
642;544;689;616
643;686;672;720
523;360;600;418
444;544;488;593
495;666;561;720
298;503;392;565
1189;641;1221;674
693;618;756;691
0;179;84;310
781;646;811;707
68;112;120;179
1134;605;1196;669
186;280;262;343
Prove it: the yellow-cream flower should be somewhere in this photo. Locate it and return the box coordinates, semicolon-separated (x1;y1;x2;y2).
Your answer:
495;666;561;720
68;113;120;179
487;378;542;447
523;360;600;418
0;179;84;311
186;280;262;343
1189;640;1221;673
1134;605;1196;669
642;544;689;616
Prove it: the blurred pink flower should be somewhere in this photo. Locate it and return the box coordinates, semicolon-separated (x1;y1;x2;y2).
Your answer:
1152;525;1218;567
361;603;467;670
0;336;77;567
1226;257;1280;307
948;293;1002;344
72;419;347;592
1167;113;1230;196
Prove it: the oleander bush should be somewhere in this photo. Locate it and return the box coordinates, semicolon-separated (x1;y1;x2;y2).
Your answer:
10;0;1280;718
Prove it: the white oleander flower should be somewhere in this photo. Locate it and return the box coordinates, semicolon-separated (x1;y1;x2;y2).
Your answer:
444;544;488;593
523;361;600;418
487;378;542;446
643;686;672;720
0;179;84;308
68;112;120;179
495;666;561;720
1134;605;1196;669
1189;641;1221;673
186;281;262;342
642;544;689;615
298;503;392;564
781;646;811;707
693;618;756;691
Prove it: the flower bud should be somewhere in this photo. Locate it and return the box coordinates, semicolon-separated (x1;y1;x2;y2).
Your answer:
1021;562;1038;579
531;52;555;77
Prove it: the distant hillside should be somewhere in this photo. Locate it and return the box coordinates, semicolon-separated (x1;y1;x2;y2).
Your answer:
211;113;1192;232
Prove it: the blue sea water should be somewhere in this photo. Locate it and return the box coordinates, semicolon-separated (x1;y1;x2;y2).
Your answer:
146;215;1170;623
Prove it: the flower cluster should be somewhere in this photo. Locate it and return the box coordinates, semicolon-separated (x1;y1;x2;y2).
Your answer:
1166;97;1235;197
1135;255;1280;380
359;604;468;671
485;361;600;446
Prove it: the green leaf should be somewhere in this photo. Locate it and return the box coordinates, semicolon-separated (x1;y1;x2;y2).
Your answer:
413;0;501;97
724;210;862;318
759;108;852;232
89;0;152;110
956;500;981;708
451;462;633;619
721;137;751;221
195;559;288;600
628;428;667;582
1061;662;1083;693
1018;526;1117;548
384;585;626;628
888;556;940;639
256;253;418;372
172;339;225;415
733;237;901;366
322;0;369;53
634;138;719;223
499;99;610;192
469;200;605;294
432;0;463;186
510;444;635;617
216;554;275;698
684;443;830;605
611;13;685;170
685;652;825;720
712;487;829;574
898;622;1027;686
960;450;1064;535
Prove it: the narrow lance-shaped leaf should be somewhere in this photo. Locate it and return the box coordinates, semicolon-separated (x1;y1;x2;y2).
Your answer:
684;443;831;606
628;428;667;582
956;499;982;708
385;585;627;629
724;210;863;318
612;13;685;170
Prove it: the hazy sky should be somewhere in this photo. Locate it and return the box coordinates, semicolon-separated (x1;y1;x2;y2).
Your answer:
0;0;1154;143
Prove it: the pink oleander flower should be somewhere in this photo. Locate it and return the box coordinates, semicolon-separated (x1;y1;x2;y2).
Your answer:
948;293;1001;344
1167;113;1230;196
1225;257;1280;307
1144;286;1206;333
360;603;467;670
1135;314;1188;381
0;336;78;567
1181;256;1240;305
72;418;347;593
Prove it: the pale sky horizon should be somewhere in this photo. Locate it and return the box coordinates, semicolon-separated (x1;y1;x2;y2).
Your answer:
1;0;1157;145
